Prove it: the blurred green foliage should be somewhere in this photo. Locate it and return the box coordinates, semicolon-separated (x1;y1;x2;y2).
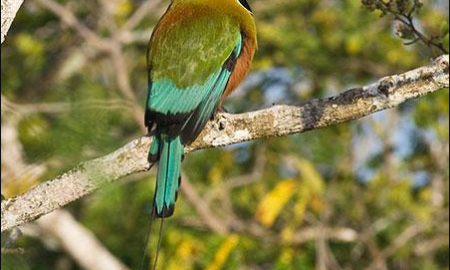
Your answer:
1;0;449;269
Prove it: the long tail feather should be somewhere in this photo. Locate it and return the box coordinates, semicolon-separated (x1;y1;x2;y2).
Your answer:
153;133;183;218
142;131;182;270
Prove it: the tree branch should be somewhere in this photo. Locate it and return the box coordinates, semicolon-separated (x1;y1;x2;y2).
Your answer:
37;209;130;270
1;0;24;43
1;55;449;233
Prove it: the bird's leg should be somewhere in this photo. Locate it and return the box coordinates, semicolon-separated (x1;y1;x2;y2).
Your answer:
212;104;230;120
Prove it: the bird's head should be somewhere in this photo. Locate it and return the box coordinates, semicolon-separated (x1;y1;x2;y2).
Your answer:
171;0;253;14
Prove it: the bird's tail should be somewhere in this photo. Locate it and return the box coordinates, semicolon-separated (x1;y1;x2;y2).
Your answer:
148;130;184;218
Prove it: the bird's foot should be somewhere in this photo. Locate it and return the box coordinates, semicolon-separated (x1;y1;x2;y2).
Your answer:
212;105;230;120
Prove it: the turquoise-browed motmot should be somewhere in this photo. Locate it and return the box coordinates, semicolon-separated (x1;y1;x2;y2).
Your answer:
145;0;257;218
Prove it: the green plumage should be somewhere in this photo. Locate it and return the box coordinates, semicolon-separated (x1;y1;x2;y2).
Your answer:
148;11;240;87
145;3;245;218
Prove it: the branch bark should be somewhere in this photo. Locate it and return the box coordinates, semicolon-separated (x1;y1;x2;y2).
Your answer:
1;55;449;233
37;210;130;270
1;0;24;43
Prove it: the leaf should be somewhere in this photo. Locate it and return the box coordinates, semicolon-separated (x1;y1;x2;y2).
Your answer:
443;33;449;53
296;158;325;196
282;158;325;239
14;33;44;56
205;234;239;270
113;0;133;23
396;26;416;41
167;240;196;270
440;21;449;37
256;179;298;227
346;34;364;55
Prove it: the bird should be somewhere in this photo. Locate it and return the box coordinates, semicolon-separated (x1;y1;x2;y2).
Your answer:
145;0;257;218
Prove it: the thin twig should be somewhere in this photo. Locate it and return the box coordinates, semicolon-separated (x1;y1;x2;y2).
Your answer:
122;0;163;32
34;0;110;50
1;247;25;254
180;173;229;234
375;0;448;54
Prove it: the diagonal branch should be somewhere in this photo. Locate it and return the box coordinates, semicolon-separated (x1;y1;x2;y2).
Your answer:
1;0;24;43
1;55;449;233
37;209;130;270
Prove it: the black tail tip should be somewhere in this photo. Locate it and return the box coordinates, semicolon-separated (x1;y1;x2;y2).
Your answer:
153;204;175;218
148;153;159;163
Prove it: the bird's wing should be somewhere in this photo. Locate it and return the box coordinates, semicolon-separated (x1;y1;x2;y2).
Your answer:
145;5;242;143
